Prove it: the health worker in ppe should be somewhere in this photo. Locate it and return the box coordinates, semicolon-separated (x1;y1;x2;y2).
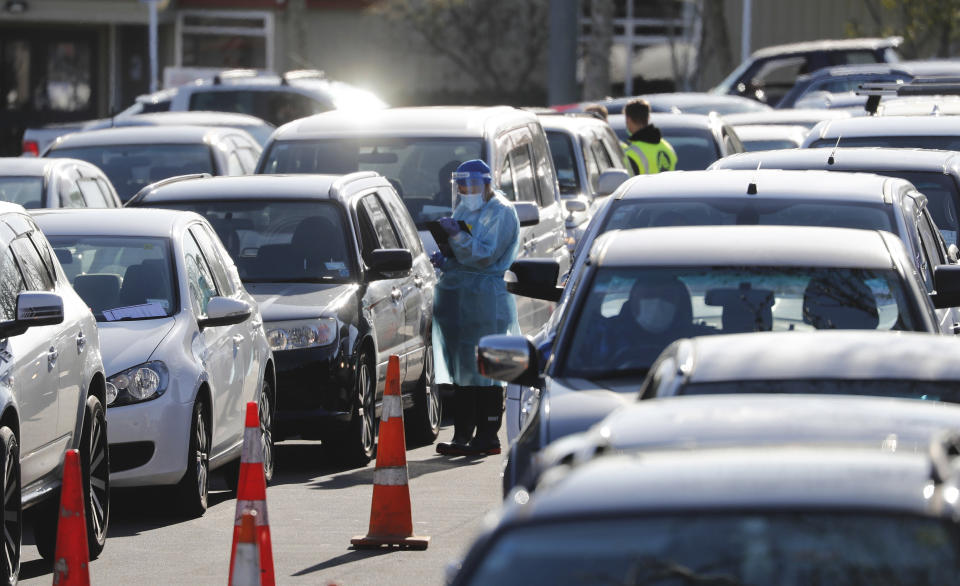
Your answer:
431;159;521;456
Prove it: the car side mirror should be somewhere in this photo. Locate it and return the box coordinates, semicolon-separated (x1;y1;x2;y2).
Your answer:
564;200;587;213
513;202;540;227
367;248;413;279
0;292;64;338
504;259;563;302
596;169;629;196
199;297;251;330
932;265;960;308
477;334;539;387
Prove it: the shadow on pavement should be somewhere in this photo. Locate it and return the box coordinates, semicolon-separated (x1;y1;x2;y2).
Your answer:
305;453;487;491
104;486;235;538
19;558;52;581
291;548;397;576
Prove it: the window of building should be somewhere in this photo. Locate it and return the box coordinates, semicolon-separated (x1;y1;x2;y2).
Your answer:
176;10;273;71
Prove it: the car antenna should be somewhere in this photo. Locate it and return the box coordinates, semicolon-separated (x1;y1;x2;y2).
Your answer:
747;162;761;195
827;136;841;165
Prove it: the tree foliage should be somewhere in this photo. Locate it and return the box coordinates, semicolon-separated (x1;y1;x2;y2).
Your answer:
858;0;960;57
370;0;550;98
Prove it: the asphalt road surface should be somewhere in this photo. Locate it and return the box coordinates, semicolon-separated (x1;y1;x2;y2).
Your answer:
19;416;505;585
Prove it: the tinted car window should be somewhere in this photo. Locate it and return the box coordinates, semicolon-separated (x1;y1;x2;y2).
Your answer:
559;266;918;380
189;90;330;126
46;235;176;321
146;200;353;283
379;188;423;255
49;145;215;202
359;195;401;249
0;245;22;320
884;172;960;246
463;514;960;586
679;379;960;403
510;145;538;203
260;137;483;228
0;177;43;208
11;237;53;291
809;136;960;151
546;131;579;195
183;232;218;316
603;198;895;233
190;225;235;297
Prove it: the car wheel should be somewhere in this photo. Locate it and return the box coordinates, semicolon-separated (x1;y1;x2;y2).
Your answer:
177;398;209;517
259;379;275;483
406;345;441;445
0;428;19;585
81;395;109;560
328;351;376;466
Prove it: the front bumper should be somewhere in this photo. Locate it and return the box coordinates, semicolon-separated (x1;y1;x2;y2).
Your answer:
107;390;193;488
273;345;354;437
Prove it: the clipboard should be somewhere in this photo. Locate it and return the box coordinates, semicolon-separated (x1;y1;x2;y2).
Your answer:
425;220;470;256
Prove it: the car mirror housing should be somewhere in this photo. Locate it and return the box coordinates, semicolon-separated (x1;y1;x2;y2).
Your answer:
564;199;587;213
596;169;629;196
932;265;960;308
367;248;413;278
199;297;252;330
504;259;562;302
477;334;539;387
512;202;540;227
0;292;64;338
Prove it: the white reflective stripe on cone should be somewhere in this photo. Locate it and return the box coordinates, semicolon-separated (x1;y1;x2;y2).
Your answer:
381;394;403;422
231;543;261;586
234;500;270;526
241;427;263;463
374;465;409;486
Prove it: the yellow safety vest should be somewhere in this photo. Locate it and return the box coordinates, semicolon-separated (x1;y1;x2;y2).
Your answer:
623;138;678;175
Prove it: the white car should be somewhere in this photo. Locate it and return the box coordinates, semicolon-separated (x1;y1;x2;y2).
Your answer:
33;208;275;517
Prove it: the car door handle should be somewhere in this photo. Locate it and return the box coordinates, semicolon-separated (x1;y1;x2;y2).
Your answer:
391;288;402;302
47;347;58;369
76;331;86;354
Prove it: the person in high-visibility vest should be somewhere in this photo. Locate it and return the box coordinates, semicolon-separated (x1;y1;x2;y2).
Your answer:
622;98;677;175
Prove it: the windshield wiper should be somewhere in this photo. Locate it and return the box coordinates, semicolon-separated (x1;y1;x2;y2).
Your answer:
625;557;742;585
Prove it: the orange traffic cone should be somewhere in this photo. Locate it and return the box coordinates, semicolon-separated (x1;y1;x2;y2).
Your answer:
229;402;275;586
351;355;430;550
230;511;261;586
52;449;89;586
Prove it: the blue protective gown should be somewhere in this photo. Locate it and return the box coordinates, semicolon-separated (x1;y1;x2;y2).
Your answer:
433;191;521;387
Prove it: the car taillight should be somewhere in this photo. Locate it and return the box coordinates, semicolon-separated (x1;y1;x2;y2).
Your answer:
21;141;39;157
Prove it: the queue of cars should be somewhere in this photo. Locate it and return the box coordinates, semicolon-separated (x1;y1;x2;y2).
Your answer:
10;52;960;583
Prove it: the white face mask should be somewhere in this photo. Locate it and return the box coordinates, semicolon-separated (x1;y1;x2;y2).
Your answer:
461;192;484;211
634;298;676;333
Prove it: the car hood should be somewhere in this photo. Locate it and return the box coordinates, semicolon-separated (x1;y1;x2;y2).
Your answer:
544;377;645;442
245;282;357;321
98;317;177;376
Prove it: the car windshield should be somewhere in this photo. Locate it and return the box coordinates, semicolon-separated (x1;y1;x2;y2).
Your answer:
614;127;720;170
0;177;43;208
546;131;579;195
742;138;801;151
681;379;960;404
46;236;176;322
464;513;960;585
147;200;354;283
809;136;960;151
259;137;484;228
603;198;895;233
48;145;214;202
559;266;918;380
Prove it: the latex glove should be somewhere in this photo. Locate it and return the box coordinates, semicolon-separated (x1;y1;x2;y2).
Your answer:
438;217;460;236
430;250;446;269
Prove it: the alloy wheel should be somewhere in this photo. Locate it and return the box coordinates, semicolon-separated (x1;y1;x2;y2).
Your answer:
87;408;109;541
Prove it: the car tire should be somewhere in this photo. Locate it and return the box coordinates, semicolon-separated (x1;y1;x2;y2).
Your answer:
327;350;376;467
406;345;441;445
221;378;274;490
80;395;109;559
0;427;19;585
176;398;209;517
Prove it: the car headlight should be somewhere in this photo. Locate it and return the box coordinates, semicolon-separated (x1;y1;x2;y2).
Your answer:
266;318;337;351
106;361;169;407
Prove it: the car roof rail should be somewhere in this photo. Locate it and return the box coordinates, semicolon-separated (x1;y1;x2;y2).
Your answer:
281;69;326;85
125;173;212;206
927;430;960;484
858;78;960;114
212;69;260;85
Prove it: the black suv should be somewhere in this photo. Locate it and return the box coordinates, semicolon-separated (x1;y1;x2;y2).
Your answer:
128;173;439;465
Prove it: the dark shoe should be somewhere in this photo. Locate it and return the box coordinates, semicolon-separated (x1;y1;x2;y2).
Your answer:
452;386;477;444
463;437;501;456
436;440;473;456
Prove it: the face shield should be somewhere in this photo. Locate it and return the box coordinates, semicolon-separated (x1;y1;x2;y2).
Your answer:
451;171;490;211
